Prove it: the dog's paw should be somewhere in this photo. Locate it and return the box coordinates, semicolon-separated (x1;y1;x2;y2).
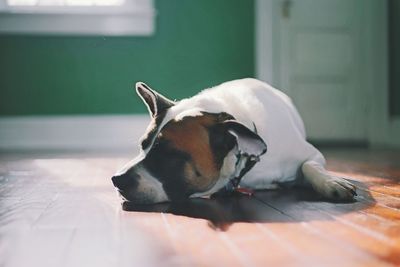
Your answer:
313;176;357;201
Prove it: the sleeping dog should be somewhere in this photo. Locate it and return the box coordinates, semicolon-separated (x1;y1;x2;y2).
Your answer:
112;78;357;204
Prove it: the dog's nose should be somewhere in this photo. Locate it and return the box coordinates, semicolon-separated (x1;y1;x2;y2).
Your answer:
112;174;127;189
111;172;139;190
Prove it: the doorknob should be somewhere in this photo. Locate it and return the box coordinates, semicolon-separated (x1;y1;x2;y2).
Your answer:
282;0;292;18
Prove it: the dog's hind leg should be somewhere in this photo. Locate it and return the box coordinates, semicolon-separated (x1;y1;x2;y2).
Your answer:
301;160;357;201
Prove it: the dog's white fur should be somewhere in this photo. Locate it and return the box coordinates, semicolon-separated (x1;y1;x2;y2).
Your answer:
139;78;356;200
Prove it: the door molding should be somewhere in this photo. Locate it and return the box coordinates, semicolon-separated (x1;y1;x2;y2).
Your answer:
256;0;398;147
255;0;275;86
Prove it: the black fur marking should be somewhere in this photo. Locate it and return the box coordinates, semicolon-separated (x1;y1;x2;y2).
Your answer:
208;123;237;169
204;112;237;169
252;122;258;134
141;111;167;150
142;138;194;201
332;190;339;198
205;111;235;123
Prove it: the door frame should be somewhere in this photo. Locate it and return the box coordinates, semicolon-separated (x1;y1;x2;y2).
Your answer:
256;0;399;147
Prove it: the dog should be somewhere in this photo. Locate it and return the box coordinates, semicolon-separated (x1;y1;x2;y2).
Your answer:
112;78;357;204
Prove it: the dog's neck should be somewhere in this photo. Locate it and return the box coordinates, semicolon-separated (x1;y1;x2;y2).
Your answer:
225;121;261;191
227;151;260;190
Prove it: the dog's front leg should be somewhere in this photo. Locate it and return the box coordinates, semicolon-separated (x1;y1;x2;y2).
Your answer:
301;160;357;201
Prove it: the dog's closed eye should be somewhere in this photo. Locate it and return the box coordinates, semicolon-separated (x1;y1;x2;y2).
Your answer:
184;163;202;179
183;162;216;192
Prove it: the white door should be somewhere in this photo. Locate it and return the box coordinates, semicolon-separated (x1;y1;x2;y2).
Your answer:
274;0;367;141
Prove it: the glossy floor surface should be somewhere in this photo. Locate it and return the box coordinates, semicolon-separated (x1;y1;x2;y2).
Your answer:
0;148;399;267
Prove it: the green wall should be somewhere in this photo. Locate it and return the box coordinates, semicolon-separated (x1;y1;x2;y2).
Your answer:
0;0;254;115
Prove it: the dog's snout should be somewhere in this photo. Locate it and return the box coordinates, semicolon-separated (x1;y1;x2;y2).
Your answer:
111;172;139;190
111;175;123;188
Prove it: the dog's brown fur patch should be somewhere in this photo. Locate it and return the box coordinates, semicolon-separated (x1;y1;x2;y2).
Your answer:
161;114;219;191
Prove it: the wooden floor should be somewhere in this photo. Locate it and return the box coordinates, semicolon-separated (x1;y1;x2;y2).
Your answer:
0;148;399;267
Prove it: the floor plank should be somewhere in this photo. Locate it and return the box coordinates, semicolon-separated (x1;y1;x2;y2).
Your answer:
0;148;399;267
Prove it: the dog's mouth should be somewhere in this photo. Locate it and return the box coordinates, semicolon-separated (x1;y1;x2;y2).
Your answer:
117;189;165;205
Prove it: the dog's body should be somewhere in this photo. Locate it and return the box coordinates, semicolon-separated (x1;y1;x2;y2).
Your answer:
112;78;356;204
166;78;325;190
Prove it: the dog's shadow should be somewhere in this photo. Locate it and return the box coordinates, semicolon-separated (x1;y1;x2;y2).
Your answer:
123;180;374;231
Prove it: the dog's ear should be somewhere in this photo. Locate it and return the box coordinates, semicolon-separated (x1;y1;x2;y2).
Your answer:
223;120;267;156
209;118;267;166
135;82;175;117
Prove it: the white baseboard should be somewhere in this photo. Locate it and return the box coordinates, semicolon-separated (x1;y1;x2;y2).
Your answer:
0;115;150;151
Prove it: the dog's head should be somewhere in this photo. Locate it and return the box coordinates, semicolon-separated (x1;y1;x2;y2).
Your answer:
112;82;267;204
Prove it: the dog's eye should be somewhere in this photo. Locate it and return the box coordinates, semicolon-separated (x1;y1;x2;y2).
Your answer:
184;163;202;179
194;168;201;177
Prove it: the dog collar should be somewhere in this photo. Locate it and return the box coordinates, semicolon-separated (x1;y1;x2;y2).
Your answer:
225;122;261;194
225;152;260;193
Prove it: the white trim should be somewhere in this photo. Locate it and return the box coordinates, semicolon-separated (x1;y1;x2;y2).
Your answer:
0;115;150;151
0;13;154;35
255;0;282;88
255;0;274;85
0;0;155;35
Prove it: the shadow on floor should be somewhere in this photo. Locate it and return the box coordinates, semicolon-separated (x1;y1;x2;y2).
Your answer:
122;180;374;231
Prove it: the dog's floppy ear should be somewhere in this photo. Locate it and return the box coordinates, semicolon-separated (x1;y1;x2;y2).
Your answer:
223;120;267;156
136;82;175;117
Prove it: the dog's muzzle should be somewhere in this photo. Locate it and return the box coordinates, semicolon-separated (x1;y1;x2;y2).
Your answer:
112;173;135;190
